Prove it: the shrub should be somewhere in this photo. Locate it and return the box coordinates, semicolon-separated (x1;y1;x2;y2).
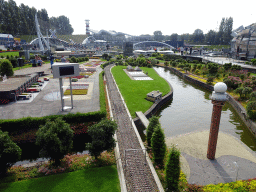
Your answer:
0;130;22;176
223;63;232;70
206;76;214;85
151;124;166;166
146;116;160;147
251;59;256;66
246;101;256;120
36;117;74;165
0;59;14;77
242;87;253;99
234;87;244;98
231;64;242;71
165;145;180;192
250;91;256;101
86;119;117;159
177;63;185;69
70;56;77;63
207;63;219;74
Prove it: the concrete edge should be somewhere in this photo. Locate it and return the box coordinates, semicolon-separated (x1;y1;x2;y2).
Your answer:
163;65;256;137
105;72;127;192
110;65;165;192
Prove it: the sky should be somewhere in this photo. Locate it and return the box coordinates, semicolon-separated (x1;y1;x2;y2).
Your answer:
13;0;256;36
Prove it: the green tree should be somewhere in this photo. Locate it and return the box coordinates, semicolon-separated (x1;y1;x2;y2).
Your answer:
151;124;166;166
0;130;22;176
242;87;253;99
246;101;256;120
154;30;164;41
192;29;205;44
165;145;180;192
50;15;74;35
0;59;14;77
205;30;217;45
36;118;74;165
86;119;117;159
146;116;160;147
234;87;244;98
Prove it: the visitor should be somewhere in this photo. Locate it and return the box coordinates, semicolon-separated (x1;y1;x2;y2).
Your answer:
50;54;54;68
180;47;184;56
61;55;68;63
35;55;42;66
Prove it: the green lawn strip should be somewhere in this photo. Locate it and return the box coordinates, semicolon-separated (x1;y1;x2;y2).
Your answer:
99;71;106;112
111;66;170;118
0;51;20;57
0;165;120;192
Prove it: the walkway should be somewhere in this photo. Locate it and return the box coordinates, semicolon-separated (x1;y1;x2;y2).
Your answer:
104;65;160;192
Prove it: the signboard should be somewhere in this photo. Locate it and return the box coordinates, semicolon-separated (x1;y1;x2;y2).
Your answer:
52;63;79;78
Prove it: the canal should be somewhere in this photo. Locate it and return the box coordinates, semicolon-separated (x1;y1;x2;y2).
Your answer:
153;66;256;151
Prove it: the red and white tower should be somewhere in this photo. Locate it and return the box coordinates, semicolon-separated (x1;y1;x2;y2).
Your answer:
85;20;90;35
207;82;228;160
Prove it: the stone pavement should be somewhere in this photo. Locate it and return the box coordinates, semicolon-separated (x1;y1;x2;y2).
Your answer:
165;130;256;186
0;63;101;119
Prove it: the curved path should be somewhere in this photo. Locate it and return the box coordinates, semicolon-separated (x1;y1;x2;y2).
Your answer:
104;65;160;192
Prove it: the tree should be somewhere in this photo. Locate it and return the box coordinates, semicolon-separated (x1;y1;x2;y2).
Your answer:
36;118;74;165
234;87;244;98
154;30;164;41
242;87;253;99
0;130;22;176
205;30;217;45
170;33;179;42
165;145;180;192
246;101;256;120
86;119;117;159
192;29;204;43
146;116;160;147
151;124;166;166
0;59;14;77
50;15;74;35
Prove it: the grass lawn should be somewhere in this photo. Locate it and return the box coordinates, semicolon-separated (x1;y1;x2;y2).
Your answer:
0;51;20;57
0;165;120;192
111;66;171;118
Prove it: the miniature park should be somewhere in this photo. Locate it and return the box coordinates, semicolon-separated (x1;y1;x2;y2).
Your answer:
1;9;256;192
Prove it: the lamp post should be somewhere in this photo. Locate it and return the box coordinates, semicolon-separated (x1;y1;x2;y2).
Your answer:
207;82;228;160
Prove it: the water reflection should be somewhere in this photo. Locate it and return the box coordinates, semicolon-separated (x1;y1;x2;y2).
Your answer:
152;67;256;151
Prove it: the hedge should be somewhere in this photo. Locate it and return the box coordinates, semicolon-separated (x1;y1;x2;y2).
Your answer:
0;111;106;134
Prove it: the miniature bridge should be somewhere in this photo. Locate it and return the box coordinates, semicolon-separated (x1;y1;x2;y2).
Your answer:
104;65;163;192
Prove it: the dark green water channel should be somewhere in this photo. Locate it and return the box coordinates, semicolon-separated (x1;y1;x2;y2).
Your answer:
153;66;256;151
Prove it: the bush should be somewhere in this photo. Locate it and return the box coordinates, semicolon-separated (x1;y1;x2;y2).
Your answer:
146;116;160;147
70;56;77;63
36;117;74;165
223;63;232;70
207;63;219;74
242;87;253;99
246;101;256;120
251;59;256;66
231;64;242;71
151;124;166;166
165;146;180;192
0;59;14;77
250;91;256;101
0;130;22;176
86;119;117;159
234;87;244;98
206;76;214;85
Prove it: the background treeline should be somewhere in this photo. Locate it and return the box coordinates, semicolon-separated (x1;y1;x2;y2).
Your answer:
0;0;74;36
153;17;233;45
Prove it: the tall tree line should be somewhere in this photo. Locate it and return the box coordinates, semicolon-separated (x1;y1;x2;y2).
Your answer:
0;0;73;36
153;17;233;45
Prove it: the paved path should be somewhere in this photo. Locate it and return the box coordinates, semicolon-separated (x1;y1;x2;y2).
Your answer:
0;63;101;119
166;130;256;186
105;65;160;192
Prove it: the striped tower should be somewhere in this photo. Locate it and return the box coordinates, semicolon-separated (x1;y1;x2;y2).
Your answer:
85;20;90;35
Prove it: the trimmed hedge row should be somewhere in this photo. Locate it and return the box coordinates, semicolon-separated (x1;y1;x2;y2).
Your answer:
0;111;106;134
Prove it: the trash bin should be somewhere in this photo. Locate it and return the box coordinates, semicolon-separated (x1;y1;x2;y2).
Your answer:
18;58;24;67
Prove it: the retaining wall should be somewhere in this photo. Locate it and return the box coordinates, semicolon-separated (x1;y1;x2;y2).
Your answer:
133;68;174;126
165;65;256;136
